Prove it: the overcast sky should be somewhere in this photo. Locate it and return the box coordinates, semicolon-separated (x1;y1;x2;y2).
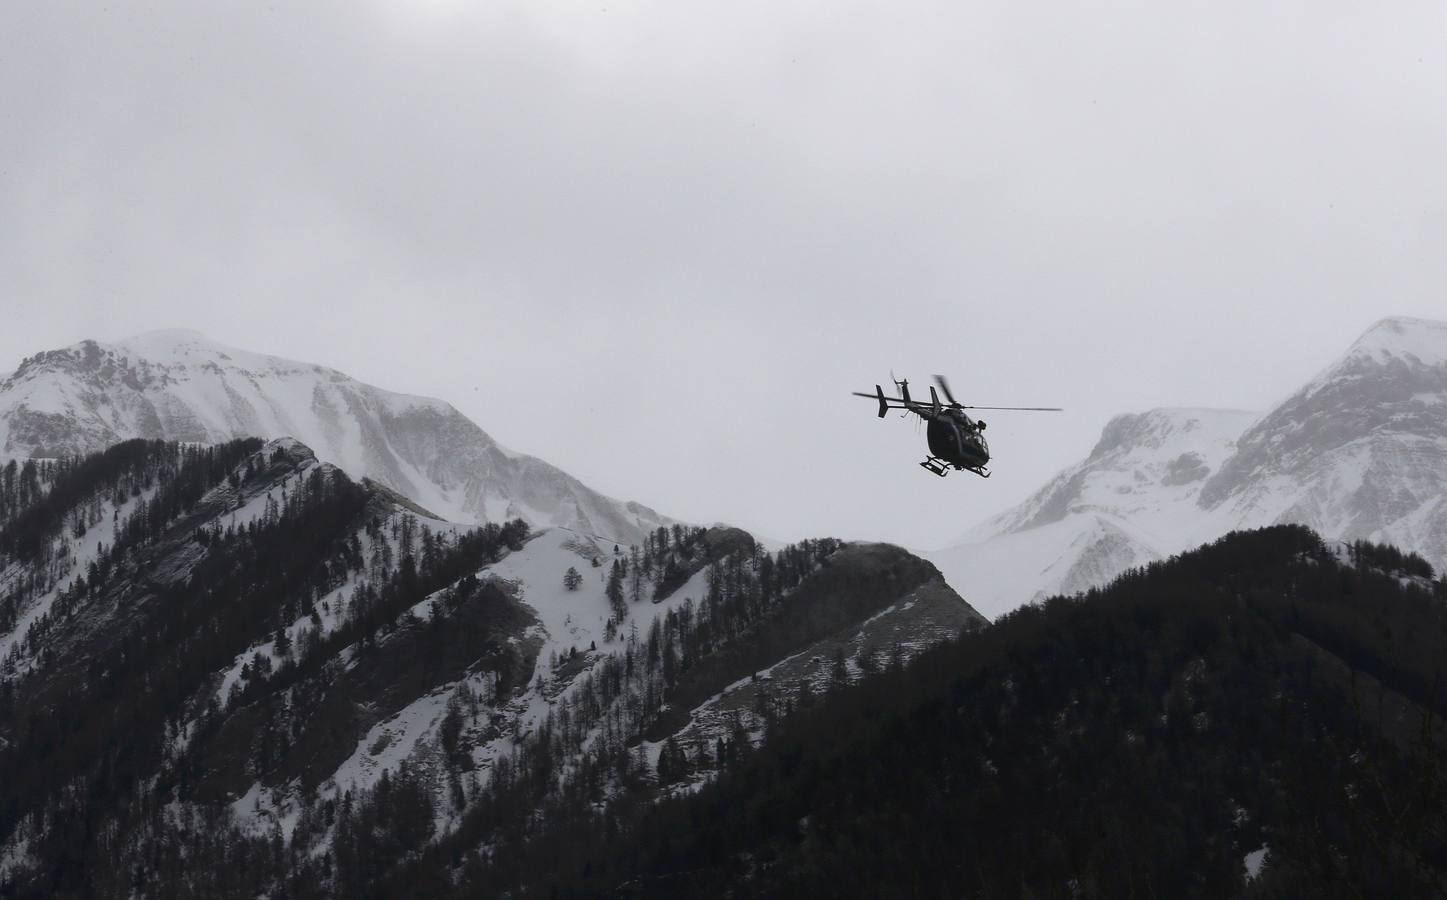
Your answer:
3;1;1446;548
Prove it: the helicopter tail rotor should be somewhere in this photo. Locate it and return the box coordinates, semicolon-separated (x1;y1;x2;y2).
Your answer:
890;370;913;404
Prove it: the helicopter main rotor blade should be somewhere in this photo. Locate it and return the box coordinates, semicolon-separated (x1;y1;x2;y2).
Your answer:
853;392;1062;412
933;374;959;406
955;405;1064;411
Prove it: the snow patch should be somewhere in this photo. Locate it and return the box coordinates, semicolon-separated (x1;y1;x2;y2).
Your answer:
1244;846;1269;879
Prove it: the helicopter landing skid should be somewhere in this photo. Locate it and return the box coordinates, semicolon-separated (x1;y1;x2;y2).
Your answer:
920;457;991;478
920;457;950;477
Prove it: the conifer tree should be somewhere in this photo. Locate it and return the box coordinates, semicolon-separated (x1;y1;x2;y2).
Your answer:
606;560;627;621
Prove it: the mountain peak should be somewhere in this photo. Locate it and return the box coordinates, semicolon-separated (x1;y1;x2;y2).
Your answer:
936;320;1447;622
1191;315;1447;564
7;331;266;389
1340;316;1447;369
114;328;235;360
0;332;674;542
121;327;214;344
1088;407;1258;462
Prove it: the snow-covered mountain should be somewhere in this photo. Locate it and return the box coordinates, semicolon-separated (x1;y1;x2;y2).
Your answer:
934;316;1447;619
1198;316;1447;565
0;329;668;543
931;408;1257;617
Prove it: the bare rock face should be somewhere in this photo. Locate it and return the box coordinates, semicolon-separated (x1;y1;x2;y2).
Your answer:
0;330;670;543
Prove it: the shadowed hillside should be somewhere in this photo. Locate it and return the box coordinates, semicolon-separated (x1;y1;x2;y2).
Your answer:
472;526;1447;898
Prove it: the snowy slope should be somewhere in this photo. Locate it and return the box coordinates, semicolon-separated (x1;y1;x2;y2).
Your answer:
1200;316;1447;565
313;529;982;824
934;316;1447;620
0;482;159;673
932;408;1255;619
931;513;1161;620
0;330;669;543
964;407;1256;547
316;526;712;799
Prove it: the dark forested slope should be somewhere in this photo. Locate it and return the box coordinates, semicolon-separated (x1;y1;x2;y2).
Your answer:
504;526;1447;898
0;439;533;898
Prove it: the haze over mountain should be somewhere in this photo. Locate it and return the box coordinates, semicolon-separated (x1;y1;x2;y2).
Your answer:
934;316;1447;618
0;330;669;544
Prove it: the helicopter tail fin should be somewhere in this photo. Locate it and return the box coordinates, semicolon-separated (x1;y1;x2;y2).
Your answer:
874;385;888;418
929;386;941;416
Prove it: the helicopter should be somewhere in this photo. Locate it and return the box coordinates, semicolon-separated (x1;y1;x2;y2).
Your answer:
853;374;1061;478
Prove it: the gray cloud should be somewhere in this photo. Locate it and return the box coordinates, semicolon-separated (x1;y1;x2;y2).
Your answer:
3;0;1446;547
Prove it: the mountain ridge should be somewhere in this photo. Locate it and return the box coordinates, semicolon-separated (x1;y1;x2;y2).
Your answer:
0;330;670;544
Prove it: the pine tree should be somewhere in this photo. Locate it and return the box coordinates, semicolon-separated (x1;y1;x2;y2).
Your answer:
625;544;642;607
627;552;645;604
606;561;627;621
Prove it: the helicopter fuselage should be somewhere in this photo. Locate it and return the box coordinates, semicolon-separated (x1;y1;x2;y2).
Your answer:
926;410;989;470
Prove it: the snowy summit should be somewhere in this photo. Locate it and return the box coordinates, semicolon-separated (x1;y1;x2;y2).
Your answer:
0;330;671;542
933;316;1447;619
